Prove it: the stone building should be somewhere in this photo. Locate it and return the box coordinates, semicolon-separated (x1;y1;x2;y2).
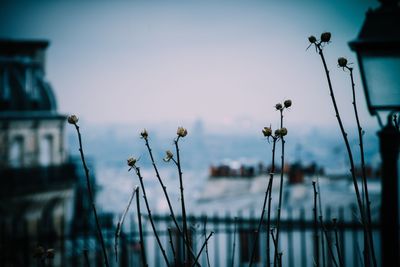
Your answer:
0;40;94;265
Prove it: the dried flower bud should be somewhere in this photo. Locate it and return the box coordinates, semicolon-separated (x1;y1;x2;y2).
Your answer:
33;246;45;258
127;157;137;167
46;249;55;259
274;129;281;136
163;150;174;162
279;127;288;136
284;99;292;108
338;57;348;67
177;127;188;137
308;35;317;44
67;115;79;125
140;129;148;139
320;32;331;43
262;127;272;137
275;103;283;110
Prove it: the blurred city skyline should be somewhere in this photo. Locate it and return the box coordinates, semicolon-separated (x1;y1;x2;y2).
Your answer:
1;0;379;135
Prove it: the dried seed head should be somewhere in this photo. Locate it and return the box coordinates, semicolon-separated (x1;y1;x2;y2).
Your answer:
140;129;148;139
177;127;188;137
308;35;317;44
262;127;272;137
284;99;292;108
338;57;348;68
274;129;281;136
127;157;137;167
275;103;283;110
67;115;79;125
163;150;174;162
279;127;288;136
320;32;331;43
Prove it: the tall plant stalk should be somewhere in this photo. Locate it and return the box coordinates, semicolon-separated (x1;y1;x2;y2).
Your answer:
274;107;286;267
249;137;277;267
168;228;178;267
173;136;190;264
346;65;377;267
204;217;211;267
312;181;320;267
135;187;148;267
130;164;170;267
310;36;369;266
69;119;109;267
191;232;214;267
332;219;344;267
142;133;197;262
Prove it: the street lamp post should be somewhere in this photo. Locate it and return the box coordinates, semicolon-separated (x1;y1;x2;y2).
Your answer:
349;0;400;266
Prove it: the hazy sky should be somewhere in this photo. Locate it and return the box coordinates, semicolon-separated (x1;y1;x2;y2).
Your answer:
1;0;379;133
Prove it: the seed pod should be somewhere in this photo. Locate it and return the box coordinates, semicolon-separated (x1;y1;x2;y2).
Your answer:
262;127;272;137
284;99;292;108
308;35;317;44
127;157;137;167
320;32;331;43
279;127;288;136
163;150;174;162
140;129;148;139
275;103;283;110
67;115;79;124
338;57;348;68
177;127;188;137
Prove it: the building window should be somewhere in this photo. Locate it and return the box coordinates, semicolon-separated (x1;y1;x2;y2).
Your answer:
9;136;24;167
39;134;53;166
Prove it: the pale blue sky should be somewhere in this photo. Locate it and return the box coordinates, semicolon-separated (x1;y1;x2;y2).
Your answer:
1;0;379;133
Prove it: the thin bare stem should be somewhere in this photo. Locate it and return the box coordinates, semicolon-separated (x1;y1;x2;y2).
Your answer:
319;217;339;267
313;43;368;265
73;124;109;267
274;109;286;267
191;232;214;267
135;187;148;267
132;166;170;267
174;136;190;264
143;137;197;262
249;137;277;267
332;219;343;267
231;217;237;267
347;66;377;267
312;182;320;267
168;228;178;267
115;186;137;262
204;217;211;267
317;177;326;267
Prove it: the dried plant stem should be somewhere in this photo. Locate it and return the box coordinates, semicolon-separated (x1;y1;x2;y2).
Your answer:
317;177;326;267
132;166;170;267
347;67;377;267
249;137;277;267
191;232;214;267
231;217;237;267
315;44;368;265
73;124;109;267
274;109;285;267
204;217;211;267
144;138;197;261
312;182;320;267
135;187;148;267
319;217;339;267
115;186;137;262
174;137;190;264
168;228;178;267
332;219;343;267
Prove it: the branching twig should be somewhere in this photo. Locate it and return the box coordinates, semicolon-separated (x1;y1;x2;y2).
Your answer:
204;217;211;267
168;228;177;267
191;232;214;267
319;217;339;267
115;186;138;262
332;219;343;267
312;181;320;267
